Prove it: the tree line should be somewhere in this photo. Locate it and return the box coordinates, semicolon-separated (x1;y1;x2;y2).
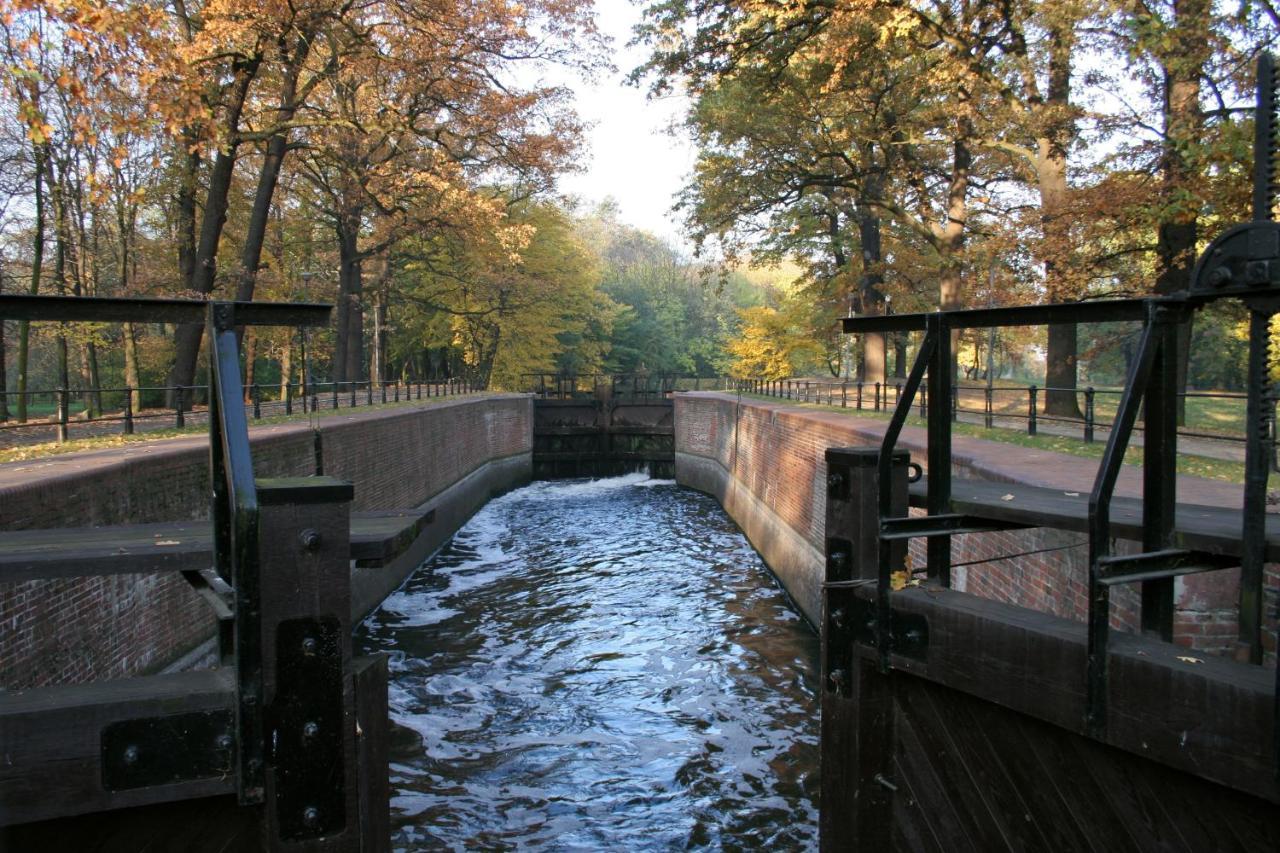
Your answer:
1;2;1274;423
635;0;1277;412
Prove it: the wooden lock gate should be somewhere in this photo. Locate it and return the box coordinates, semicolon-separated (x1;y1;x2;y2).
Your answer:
0;296;391;851
821;54;1280;851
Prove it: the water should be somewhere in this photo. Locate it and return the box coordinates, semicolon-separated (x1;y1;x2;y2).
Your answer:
356;473;820;850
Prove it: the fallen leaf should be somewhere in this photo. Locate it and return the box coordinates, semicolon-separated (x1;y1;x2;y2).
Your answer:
890;570;911;591
1001;493;1015;501
1176;656;1203;665
154;540;181;546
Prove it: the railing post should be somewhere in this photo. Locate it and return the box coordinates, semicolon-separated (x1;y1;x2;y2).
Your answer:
175;385;185;429
394;382;400;403
856;381;863;410
123;387;135;435
1028;385;1038;436
1084;386;1095;443
331;382;338;411
841;382;848;408
919;387;927;418
984;385;993;429
874;381;881;411
56;386;69;443
252;384;262;420
951;385;958;422
351;382;358;408
285;381;294;415
381;380;387;404
310;382;318;413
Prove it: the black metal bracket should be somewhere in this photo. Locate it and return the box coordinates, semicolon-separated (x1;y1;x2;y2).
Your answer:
101;711;234;791
880;513;1031;541
181;567;236;621
826;585;929;669
270;616;347;841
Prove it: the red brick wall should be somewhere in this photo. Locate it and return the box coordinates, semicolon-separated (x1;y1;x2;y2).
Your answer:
675;393;1275;661
0;396;532;689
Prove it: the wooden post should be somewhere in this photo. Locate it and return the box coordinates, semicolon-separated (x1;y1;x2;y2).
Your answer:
123;388;134;435
821;447;909;852
252;477;386;850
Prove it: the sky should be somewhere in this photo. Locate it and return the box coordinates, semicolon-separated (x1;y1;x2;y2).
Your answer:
553;1;697;249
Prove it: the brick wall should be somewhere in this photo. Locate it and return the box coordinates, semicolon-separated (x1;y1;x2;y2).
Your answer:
675;392;1278;661
0;395;533;690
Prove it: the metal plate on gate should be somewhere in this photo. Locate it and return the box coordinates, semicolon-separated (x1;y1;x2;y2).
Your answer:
101;710;234;791
272;616;346;841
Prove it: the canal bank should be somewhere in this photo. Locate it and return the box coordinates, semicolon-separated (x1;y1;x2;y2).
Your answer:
0;395;533;689
673;391;1274;655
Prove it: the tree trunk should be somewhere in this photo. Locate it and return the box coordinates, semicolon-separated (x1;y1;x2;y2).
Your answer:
233;34;309;310
17;141;48;422
936;135;971;324
279;337;293;401
168;55;262;395
1039;21;1083;419
1152;0;1209;425
244;329;257;400
124;323;141;414
857;199;886;384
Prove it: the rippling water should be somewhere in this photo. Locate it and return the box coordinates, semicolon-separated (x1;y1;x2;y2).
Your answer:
356;473;820;850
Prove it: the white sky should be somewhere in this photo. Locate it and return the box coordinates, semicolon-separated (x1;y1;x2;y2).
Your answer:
554;1;697;249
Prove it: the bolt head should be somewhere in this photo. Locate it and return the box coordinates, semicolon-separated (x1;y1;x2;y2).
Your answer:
122;745;139;765
302;806;320;829
302;721;320;739
301;636;318;656
300;529;322;551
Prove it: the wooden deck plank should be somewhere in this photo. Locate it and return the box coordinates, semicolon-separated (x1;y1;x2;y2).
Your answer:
909;476;1279;560
0;507;434;582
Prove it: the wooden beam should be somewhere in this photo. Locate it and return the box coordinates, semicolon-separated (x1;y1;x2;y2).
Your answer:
0;509;434;583
0;669;236;826
848;583;1279;804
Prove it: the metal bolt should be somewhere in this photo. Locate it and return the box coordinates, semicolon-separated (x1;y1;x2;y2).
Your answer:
1208;266;1232;287
302;807;320;829
827;471;845;491
300;529;322;551
874;773;899;792
1247;260;1269;284
831;608;846;629
302;721;319;740
301;636;318;656
829;550;849;570
215;733;233;751
122;744;139;765
828;668;847;691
